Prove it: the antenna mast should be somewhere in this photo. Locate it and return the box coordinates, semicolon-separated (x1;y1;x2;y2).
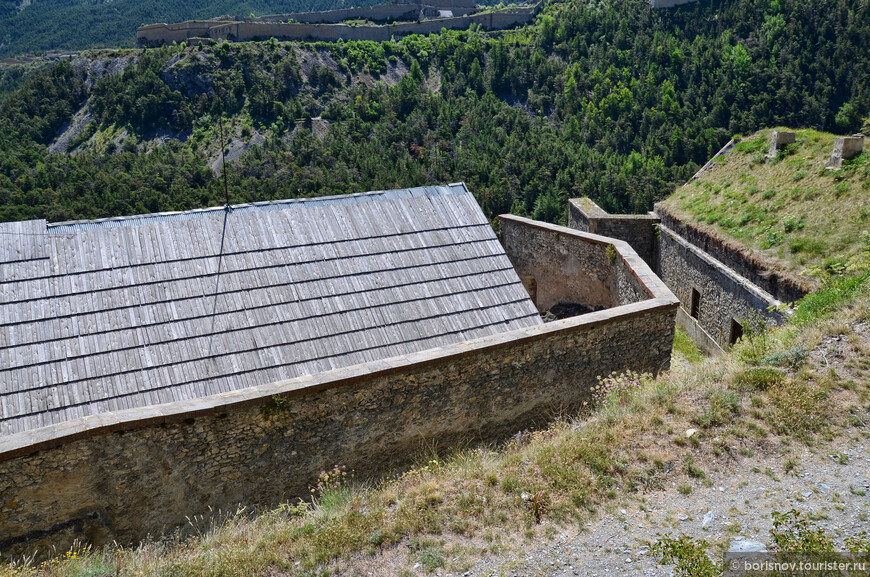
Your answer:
208;99;232;356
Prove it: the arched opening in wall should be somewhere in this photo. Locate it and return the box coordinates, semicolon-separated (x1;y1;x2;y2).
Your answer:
690;288;701;320
522;276;537;307
729;318;744;347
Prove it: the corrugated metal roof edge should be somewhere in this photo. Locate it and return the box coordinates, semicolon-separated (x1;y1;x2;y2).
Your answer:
45;183;471;233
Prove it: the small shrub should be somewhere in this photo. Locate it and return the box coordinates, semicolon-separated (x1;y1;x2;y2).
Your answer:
766;379;828;435
419;547;445;572
693;389;741;427
682;454;705;479
734;314;774;365
650;535;719;577
730;367;785;391
782;216;805;233
677;484;692;495
762;347;809;369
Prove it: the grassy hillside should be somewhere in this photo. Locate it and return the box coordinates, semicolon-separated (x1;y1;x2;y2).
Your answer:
660;128;870;279
2;245;867;576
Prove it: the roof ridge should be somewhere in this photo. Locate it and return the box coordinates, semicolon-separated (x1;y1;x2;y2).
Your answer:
45;184;469;231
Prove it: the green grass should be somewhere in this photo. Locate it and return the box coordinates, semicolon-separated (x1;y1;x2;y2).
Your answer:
661;128;870;280
673;327;704;363
791;274;869;325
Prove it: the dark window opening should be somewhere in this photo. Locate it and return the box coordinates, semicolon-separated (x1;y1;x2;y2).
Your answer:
729;318;744;346
690;288;701;319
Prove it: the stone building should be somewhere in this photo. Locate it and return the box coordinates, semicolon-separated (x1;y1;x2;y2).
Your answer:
0;184;677;556
568;197;802;354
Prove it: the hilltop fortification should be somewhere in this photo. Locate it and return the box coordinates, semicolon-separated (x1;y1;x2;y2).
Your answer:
137;0;539;47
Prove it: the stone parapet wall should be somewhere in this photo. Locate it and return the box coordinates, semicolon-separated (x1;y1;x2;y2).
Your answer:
256;4;422;25
500;214;672;312
0;216;677;558
567;198;660;268
655;204;813;303
657;224;787;349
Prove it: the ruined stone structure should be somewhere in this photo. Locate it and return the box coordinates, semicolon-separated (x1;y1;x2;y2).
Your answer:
828;135;866;169
568;197;659;269
0;187;677;557
568;198;803;354
137;1;540;47
767;130;796;159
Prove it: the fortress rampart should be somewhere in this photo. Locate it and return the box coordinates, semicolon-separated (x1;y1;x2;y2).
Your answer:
137;4;539;47
568;198;792;354
0;216;677;557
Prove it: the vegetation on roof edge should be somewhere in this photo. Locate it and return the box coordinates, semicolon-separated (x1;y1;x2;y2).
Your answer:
659;128;870;280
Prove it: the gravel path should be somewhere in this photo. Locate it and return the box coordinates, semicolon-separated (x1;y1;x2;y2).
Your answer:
463;438;870;577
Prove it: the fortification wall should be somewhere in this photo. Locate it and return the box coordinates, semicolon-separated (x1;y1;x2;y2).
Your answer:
568;198;660;268
649;0;701;7
657;224;787;349
0;218;678;558
137;5;537;46
655;204;812;303
257;4;420;24
500;215;663;310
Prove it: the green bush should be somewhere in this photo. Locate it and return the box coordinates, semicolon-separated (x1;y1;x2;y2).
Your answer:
791;274;869;326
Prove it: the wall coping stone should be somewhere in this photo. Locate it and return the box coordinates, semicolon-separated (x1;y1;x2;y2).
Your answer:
568;198;660;223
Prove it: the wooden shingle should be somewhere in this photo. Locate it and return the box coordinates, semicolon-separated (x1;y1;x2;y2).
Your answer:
0;184;541;436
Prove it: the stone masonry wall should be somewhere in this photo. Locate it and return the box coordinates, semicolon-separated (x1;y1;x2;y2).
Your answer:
0;217;678;557
499;214;667;312
655;204;812;303
0;303;676;557
567;198;660;269
657;225;787;349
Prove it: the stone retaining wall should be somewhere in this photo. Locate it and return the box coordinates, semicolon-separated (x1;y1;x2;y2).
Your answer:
137;5;538;47
655;204;813;303
657;224;787;349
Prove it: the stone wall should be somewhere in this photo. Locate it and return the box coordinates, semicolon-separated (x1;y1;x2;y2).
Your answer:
657;224;787;349
499;214;669;311
137;4;538;47
655;204;813;303
257;4;422;25
567;198;659;268
0;219;678;558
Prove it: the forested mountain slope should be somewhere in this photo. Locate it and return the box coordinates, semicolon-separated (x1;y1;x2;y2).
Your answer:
0;0;868;225
0;0;382;58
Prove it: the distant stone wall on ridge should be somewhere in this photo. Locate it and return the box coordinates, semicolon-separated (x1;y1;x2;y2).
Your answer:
137;3;541;47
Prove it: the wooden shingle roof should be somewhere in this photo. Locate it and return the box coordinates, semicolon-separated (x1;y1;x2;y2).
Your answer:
0;184;541;437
